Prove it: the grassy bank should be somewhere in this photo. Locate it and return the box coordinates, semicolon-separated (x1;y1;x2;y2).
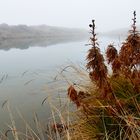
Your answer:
1;11;140;140
67;11;140;140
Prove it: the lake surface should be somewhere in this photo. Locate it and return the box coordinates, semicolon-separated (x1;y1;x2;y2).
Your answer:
0;37;120;133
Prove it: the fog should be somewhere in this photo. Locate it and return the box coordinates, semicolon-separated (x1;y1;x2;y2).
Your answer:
0;0;140;31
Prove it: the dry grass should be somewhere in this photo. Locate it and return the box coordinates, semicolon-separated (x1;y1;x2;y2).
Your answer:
67;11;140;140
1;11;140;140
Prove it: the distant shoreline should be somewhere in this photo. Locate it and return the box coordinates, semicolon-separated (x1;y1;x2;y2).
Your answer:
0;24;88;50
101;25;140;39
0;36;88;50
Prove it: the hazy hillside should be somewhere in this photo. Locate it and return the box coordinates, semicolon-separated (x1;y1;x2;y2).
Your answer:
101;25;140;39
0;24;88;50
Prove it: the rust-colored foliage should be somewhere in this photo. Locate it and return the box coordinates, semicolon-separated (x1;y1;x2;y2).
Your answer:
118;11;140;93
112;57;121;75
106;44;118;64
67;85;90;107
119;34;140;69
68;11;140;105
106;11;140;86
67;11;140;140
106;44;121;75
68;85;80;107
105;11;140;78
86;20;108;90
119;11;140;71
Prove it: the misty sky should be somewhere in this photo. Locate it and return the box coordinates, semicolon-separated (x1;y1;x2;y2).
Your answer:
0;0;140;31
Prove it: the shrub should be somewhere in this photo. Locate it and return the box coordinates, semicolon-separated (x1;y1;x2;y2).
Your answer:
68;11;140;140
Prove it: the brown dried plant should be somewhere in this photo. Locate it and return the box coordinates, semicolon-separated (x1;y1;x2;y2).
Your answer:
106;44;121;76
106;11;140;92
119;11;140;72
67;85;80;107
67;11;140;140
86;20;113;98
86;20;108;89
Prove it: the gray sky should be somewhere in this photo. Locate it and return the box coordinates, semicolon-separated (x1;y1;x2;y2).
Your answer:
0;0;140;31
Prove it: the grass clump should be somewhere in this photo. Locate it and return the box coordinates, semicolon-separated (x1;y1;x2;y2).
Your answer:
67;11;140;140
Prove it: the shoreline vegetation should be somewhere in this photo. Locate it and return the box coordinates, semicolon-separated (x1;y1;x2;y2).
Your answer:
67;11;140;140
0;24;88;50
1;11;140;140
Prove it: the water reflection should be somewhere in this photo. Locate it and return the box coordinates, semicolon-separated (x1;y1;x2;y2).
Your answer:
0;36;119;132
0;36;87;50
0;39;88;131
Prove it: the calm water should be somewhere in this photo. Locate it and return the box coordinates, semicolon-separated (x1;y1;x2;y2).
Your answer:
0;37;120;132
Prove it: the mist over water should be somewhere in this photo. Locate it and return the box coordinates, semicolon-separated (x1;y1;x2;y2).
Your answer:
0;40;87;130
0;0;140;32
0;0;139;138
0;36;120;131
